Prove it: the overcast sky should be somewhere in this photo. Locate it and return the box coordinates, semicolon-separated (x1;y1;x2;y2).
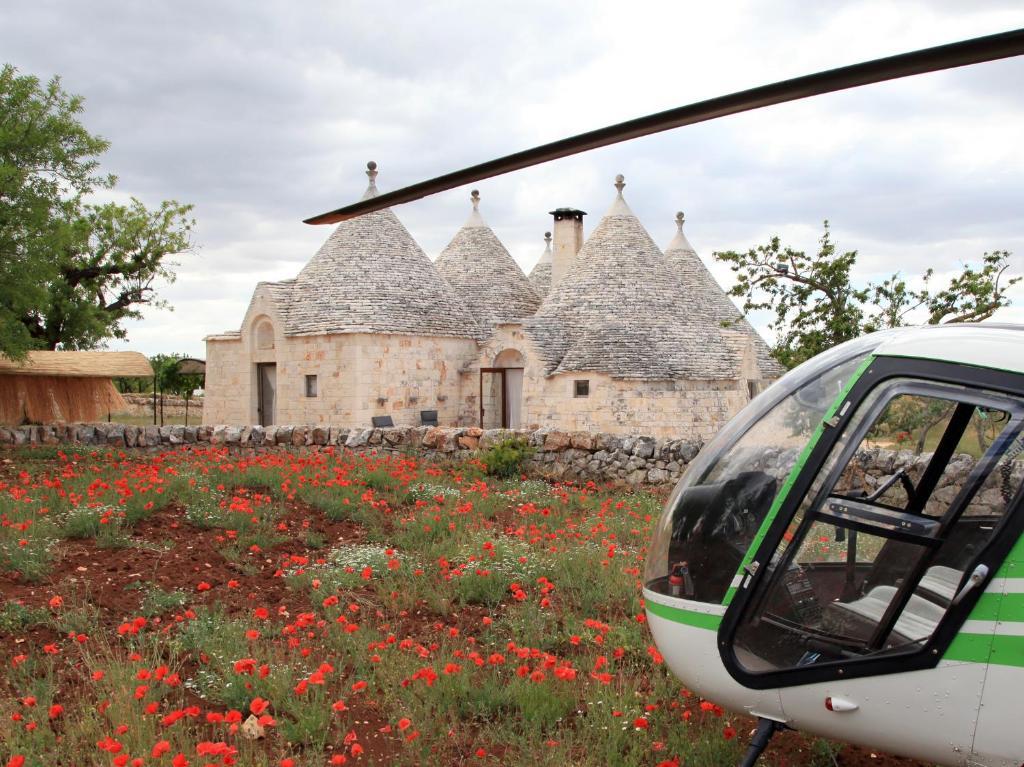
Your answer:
2;1;1023;357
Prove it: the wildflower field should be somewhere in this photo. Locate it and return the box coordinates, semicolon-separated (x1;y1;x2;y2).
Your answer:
0;446;925;766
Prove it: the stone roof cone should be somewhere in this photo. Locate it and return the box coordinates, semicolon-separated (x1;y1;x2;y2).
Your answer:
277;162;479;339
435;190;542;329
527;232;553;297
664;211;784;378
526;175;737;380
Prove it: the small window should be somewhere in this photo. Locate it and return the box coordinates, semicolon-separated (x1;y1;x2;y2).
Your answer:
304;375;318;398
574;380;590;398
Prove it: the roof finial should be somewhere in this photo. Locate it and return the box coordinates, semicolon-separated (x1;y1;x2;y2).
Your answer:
361;160;379;200
675;211;685;232
471;189;480;212
544;231;552;247
614;174;625;196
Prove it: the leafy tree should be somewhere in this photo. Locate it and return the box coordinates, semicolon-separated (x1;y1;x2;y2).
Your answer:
715;221;1019;369
0;64;193;360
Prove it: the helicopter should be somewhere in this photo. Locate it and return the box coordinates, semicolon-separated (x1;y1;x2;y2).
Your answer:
644;324;1024;766
303;27;1024;767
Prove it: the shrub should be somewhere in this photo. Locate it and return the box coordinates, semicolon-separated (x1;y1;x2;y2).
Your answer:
481;437;534;479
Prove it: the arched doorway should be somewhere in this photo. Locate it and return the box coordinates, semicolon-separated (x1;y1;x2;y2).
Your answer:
251;317;276;426
480;349;525;429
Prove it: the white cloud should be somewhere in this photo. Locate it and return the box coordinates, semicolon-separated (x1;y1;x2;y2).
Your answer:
1;0;1021;357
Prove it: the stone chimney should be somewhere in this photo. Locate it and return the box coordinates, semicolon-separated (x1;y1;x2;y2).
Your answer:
548;207;586;287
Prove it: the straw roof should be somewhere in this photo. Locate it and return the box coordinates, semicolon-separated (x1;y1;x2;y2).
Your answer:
663;212;785;379
435;191;542;329
526;176;737;381
268;163;480;340
0;351;153;378
527;232;553;298
0;375;128;426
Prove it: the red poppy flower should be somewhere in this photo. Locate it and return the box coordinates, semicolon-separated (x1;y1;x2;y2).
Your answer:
249;697;270;716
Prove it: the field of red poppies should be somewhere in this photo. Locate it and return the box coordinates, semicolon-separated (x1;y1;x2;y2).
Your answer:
0;445;927;766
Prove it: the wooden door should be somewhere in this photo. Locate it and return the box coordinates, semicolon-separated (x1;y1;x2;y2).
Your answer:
256;363;276;426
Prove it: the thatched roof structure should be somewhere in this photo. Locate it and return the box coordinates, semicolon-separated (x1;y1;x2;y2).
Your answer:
0;350;150;426
0;351;153;378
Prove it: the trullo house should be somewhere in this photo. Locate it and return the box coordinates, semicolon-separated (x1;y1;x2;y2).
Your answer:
203;164;783;439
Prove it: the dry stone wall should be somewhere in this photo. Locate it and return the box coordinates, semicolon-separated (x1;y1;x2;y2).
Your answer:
2;424;1019;500
0;423;702;485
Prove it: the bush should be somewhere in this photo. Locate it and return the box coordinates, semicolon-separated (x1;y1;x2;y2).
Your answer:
481;437;534;479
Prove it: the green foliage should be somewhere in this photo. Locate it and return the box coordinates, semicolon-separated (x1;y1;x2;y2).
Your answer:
714;222;1020;369
0;64;193;358
0;601;48;633
481;437;535;479
151;352;204;399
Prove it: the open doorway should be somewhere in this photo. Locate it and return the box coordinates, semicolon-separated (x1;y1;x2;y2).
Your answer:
256;362;276;426
480;349;524;429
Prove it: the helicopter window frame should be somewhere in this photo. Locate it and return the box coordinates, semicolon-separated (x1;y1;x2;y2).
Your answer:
718;355;1024;690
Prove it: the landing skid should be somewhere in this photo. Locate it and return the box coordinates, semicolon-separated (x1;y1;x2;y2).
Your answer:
739;717;788;767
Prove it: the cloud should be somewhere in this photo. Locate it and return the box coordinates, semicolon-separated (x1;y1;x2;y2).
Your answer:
1;0;1021;356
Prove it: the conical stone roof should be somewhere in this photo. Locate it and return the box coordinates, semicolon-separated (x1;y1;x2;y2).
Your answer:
435;191;541;329
279;163;480;339
526;175;737;380
664;212;785;378
527;232;553;298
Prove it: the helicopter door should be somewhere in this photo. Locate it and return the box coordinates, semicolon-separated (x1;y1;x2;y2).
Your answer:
719;368;1024;690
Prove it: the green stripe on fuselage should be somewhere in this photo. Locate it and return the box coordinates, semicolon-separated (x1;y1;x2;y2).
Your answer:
646;600;723;631
724;356;876;605
945;632;1024;667
971;592;1024;622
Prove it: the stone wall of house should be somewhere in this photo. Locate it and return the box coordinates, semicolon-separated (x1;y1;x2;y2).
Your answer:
4;423;1017;502
203;330;479;428
527;372;748;441
461;324;753;440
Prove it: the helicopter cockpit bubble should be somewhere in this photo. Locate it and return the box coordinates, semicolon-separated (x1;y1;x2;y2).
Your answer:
645;330;903;605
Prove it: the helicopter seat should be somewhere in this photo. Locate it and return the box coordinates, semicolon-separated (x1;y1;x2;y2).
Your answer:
916;566;962;605
825;585;946;645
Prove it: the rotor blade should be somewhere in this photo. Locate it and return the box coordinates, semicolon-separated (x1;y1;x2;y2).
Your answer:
304;28;1024;225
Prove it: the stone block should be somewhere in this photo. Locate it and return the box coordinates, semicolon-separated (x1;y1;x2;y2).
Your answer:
458;435;479;450
105;423;126;446
346;429;370;448
275;426;293;445
123;426;139;448
183;426;198;444
382;428;407;446
542;431;571;452
290;426;307;446
633;438;656;459
169;426;185;445
570;432;595;450
647;468;669;484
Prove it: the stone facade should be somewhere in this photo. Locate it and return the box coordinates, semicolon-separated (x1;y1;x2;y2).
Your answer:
203;168;779;438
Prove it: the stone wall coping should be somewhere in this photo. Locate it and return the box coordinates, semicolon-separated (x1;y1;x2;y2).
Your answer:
0;423;704;485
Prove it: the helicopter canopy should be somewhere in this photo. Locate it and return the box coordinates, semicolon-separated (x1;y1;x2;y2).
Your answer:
647;323;1024;690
